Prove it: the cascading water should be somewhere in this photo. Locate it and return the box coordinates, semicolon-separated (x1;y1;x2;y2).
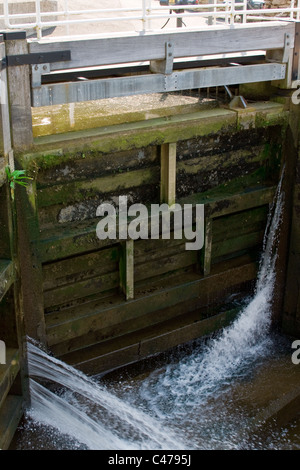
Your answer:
136;174;285;419
27;341;187;450
20;170;289;450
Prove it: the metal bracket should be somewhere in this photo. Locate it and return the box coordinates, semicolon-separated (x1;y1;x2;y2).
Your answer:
282;33;291;64
31;63;50;88
229;95;248;109
5;50;71;67
266;33;291;66
164;73;178;91
150;41;174;75
292;23;300;81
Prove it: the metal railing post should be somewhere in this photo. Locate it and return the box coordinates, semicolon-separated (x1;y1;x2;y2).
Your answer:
142;0;146;32
213;0;217;25
35;0;42;39
291;0;295;19
3;0;11;29
230;0;235;24
243;0;247;23
64;0;70;37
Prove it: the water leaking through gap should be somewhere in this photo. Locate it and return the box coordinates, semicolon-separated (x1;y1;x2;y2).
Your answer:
13;168;299;450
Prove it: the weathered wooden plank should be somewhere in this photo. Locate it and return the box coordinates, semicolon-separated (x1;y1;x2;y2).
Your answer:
24;108;238;164
0;349;20;410
135;250;197;283
43;245;120;290
43;270;120;309
6;36;33;150
0;159;6;188
46;278;202;346
32;63;286;106
46;255;256;355
292;21;300;81
180;185;275;218
212;230;264;260
45;261;257;348
0;185;12;260
0;259;15;302
138;308;239;362
61;308;240;375
160;142;176;206
37;166;160;207
202;218;212;276
176;145;268;176
0;395;23;450
0;40;12;157
37;217;112;263
50;283;202;357
119;240;134;301
15;181;46;343
36;185;275;263
28;22;294;71
21;103;286;165
212;206;268;243
134;236;186;260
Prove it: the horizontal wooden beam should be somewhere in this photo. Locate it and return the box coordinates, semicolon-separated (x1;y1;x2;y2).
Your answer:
0;395;23;450
31;63;286;106
28;22;294;72
0;259;14;302
35;184;275;263
63;307;240;375
46;261;257;348
0;349;20;410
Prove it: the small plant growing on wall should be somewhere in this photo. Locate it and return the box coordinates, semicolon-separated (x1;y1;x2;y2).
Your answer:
5;167;32;200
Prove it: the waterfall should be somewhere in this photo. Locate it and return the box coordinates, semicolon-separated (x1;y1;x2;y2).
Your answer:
23;172;284;450
27;340;187;450
136;175;284;420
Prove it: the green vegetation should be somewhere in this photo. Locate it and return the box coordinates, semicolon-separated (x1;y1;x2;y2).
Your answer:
5;167;32;199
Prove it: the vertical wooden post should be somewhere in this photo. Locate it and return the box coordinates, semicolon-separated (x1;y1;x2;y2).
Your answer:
292;22;300;81
15;180;47;344
2;31;46;345
0;37;12;158
201;218;213;276
5;32;33;151
267;31;293;89
119;240;134;301
160;142;176;206
281;101;300;336
0;34;13;260
0;33;29;404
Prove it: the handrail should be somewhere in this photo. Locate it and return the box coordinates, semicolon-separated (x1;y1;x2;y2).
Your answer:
0;0;300;39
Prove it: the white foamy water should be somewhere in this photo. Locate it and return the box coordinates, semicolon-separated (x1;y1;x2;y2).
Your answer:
27;341;187;449
137;178;284;418
24;173;284;450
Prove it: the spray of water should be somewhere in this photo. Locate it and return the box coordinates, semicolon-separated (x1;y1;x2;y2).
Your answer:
137;173;285;417
24;170;284;450
26;340;187;450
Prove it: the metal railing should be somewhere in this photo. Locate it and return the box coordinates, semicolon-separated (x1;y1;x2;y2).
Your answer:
0;0;300;39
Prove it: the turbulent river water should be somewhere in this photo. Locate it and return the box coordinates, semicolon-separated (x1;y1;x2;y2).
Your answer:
11;173;300;450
